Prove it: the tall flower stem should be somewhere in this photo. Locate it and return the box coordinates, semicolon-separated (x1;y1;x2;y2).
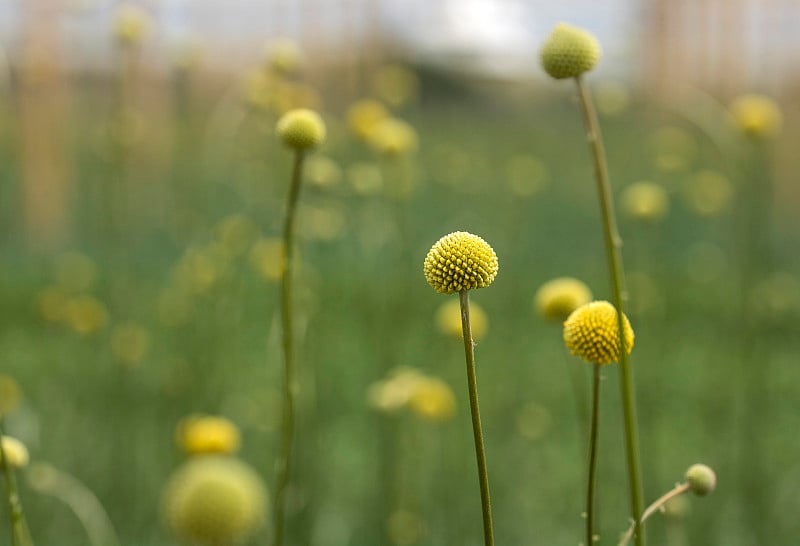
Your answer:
574;75;645;546
458;290;495;546
618;483;690;546
0;417;33;546
586;364;601;546
273;149;306;546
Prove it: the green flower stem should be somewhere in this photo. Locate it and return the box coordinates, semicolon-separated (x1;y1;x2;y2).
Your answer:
0;417;33;546
273;149;306;546
586;364;601;546
574;75;645;546
618;483;690;546
458;290;495;546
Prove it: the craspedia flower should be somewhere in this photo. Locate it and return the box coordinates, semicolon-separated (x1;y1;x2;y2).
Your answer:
540;23;601;80
369;117;418;156
276;108;326;150
264;38;305;76
176;415;241;456
408;377;457;422
163;456;267;545
563;300;634;365
729;94;782;138
347;99;390;140
621;181;669;223
424;232;499;294
685;463;717;496
534;277;593;322
0;435;30;469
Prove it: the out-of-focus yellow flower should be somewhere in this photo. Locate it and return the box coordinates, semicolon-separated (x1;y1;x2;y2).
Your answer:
347;99;390;141
38;286;69;323
65;296;108;336
408;377;457;422
651;126;696;173
0;376;21;416
621;181;669;223
372;65;419;108
369;118;418;157
435;299;488;340
663;495;690;519
386;509;425;545
347;162;384;196
55;252;97;293
242;68;275;112
176;415;241;456
175;246;228;294
110;322;151;366
367;368;425;413
516;402;552;441
249;238;284;282
534;277;593;322
305;155;343;188
683;170;733;217
273;81;322;113
563;301;634;365
215;214;259;257
114;4;151;47
730;94;782;138
264;38;305;76
506;155;549;197
0;435;29;469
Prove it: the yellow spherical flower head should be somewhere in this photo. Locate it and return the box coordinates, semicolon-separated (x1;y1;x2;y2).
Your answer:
176;415;241;456
540;23;601;80
436;299;489;340
424;232;499;294
111;322;151;367
276;108;326;150
0;435;30;469
409;377;457;422
114;4;151;46
534;277;593;322
730;94;782;138
685;463;717;496
621;181;669;223
264;38;305;76
163;456;267;545
563;301;634;365
369;117;418;157
347;99;390;140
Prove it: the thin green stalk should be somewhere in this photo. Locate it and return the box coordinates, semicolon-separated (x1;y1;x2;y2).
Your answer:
618;483;690;546
574;75;645;546
0;417;33;546
458;290;494;546
586;364;601;546
273;149;305;546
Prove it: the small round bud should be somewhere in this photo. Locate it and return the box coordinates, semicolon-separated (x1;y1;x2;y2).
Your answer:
176;415;241;456
685;463;717;496
540;23;601;80
0;435;30;469
276;108;326;150
729;94;782;138
534;277;593;322
424;232;499;294
563;301;634;365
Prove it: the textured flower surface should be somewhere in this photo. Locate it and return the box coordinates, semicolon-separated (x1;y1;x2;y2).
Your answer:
540;23;601;79
163;456;267;545
424;232;499;294
563;300;634;365
534;277;593;322
276;108;326;150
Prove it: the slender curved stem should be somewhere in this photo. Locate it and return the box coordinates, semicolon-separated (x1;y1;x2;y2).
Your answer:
458;290;495;546
586;364;602;546
1;417;33;546
575;75;645;546
618;483;690;546
273;149;305;546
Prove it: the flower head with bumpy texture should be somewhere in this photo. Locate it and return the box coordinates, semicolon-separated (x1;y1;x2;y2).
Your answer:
163;456;267;545
534;277;593;322
276;108;326;150
563;300;634;365
685;463;716;496
729;94;782;138
424;232;499;294
540;23;601;79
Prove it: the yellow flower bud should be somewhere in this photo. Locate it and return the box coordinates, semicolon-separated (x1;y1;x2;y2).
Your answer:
563;301;634;365
0;435;29;469
369;117;418;156
408;377;457;422
685;463;717;496
424;232;499;294
540;23;601;80
730;94;782;138
534;277;593;322
435;299;489;340
276;108;326;150
176;415;241;456
621;181;669;223
114;4;151;47
347;99;390;140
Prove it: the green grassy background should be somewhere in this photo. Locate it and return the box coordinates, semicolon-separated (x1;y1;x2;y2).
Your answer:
1;73;799;546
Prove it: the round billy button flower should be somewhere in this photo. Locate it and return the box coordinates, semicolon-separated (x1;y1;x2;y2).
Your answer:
685;463;717;496
540;23;601;80
424;232;499;294
534;277;593;322
729;94;782;138
276;108;326;150
563;300;634;365
0;435;30;469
